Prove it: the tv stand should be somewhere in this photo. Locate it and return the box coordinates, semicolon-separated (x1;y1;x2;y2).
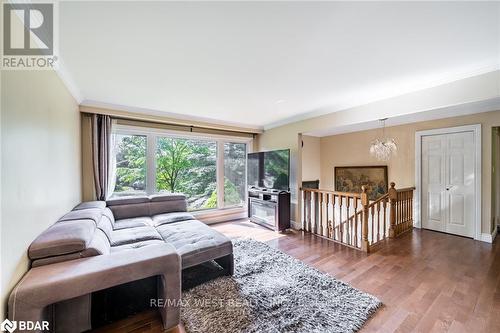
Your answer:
248;187;290;231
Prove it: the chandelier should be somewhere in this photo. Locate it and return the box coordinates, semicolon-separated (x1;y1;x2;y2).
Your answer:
369;118;397;161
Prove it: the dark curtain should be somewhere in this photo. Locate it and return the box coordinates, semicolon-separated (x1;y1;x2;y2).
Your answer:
91;114;112;200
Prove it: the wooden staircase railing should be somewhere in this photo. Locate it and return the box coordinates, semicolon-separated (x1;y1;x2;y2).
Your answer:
389;185;415;238
360;191;389;252
301;182;415;253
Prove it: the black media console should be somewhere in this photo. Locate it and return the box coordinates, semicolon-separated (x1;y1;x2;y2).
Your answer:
248;187;291;231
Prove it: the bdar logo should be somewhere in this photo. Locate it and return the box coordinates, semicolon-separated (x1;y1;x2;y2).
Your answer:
0;319;17;333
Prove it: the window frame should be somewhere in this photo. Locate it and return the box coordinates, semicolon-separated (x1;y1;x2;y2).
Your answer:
112;124;253;215
112;132;149;197
222;141;250;209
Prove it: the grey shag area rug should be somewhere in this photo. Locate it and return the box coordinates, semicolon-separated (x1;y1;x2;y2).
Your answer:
181;238;381;333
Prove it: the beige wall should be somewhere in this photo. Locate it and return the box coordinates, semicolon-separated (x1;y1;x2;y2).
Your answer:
81;113;96;201
1;70;81;318
257;71;499;228
492;127;500;228
301;135;320;182
319;110;500;234
257;127;302;223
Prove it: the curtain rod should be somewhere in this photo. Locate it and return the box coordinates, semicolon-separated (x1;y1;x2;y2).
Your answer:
81;111;257;138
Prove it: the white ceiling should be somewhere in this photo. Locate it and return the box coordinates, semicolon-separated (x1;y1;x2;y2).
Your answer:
59;1;500;130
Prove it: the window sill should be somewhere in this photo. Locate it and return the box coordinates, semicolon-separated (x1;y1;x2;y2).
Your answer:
193;206;247;224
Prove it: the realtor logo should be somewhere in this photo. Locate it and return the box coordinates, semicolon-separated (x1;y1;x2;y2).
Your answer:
0;319;17;333
3;3;53;56
2;2;57;69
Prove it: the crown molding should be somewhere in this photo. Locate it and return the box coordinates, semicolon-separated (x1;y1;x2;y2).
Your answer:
80;102;264;134
264;67;500;131
304;97;500;137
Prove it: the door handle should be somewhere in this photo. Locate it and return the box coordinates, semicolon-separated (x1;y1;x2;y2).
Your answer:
446;185;454;191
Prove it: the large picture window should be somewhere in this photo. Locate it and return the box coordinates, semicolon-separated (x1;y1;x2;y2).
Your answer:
111;126;250;212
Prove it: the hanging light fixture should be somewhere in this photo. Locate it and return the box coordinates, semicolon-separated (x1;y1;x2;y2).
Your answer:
369;118;397;161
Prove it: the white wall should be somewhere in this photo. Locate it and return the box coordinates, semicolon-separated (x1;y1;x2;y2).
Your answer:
1;70;81;318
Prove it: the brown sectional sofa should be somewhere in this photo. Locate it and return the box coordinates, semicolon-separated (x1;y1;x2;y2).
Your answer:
8;194;233;332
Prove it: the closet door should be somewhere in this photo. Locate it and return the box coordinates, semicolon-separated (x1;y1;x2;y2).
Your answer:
422;134;447;233
421;131;475;238
444;131;474;237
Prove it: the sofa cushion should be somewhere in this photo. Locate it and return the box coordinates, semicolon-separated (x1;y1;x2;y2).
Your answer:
88;229;111;255
114;216;152;230
106;196;149;220
29;220;96;260
110;239;164;253
156;220;232;268
109;226;162;247
107;196;149;206
31;252;88;267
152;212;195;227
73;201;106;211
31;229;110;267
59;208;103;225
149;194;187;215
102;207;115;224
149;200;187;216
97;213;113;242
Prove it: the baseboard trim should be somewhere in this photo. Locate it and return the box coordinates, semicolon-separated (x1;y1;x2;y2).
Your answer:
480;228;497;243
290;220;302;230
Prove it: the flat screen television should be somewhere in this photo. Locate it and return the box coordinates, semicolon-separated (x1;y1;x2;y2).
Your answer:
247;149;290;191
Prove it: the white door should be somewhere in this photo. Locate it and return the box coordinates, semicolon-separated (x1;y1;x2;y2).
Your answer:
421;131;475;238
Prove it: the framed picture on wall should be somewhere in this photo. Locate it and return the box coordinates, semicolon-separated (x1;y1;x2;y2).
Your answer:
334;166;388;200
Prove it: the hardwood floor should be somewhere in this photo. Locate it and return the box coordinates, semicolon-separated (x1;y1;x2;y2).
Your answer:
93;220;500;333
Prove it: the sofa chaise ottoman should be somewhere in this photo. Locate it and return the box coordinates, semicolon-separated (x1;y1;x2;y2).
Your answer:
8;194;233;333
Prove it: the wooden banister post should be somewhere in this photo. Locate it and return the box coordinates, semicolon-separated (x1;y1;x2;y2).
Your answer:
361;186;369;252
388;182;397;238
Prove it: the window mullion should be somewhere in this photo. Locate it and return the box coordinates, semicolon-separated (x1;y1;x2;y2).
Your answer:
245;143;249;209
217;140;225;209
146;134;157;195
